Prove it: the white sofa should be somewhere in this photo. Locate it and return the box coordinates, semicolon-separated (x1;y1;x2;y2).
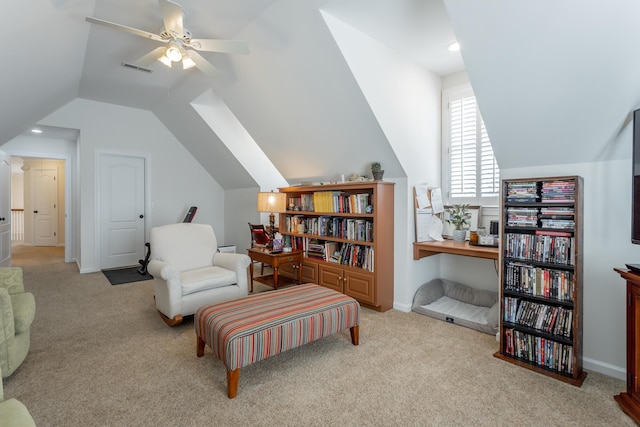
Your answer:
147;223;251;326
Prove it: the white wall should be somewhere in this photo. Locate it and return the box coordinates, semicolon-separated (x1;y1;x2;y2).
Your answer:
38;99;226;273
322;11;445;310
225;187;262;255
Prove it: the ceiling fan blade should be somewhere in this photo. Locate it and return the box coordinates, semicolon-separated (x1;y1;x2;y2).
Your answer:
190;38;250;54
86;16;165;43
134;47;167;67
187;50;221;78
159;0;184;37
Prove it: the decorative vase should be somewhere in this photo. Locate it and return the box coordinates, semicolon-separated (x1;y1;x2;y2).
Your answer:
452;229;466;242
372;170;384;181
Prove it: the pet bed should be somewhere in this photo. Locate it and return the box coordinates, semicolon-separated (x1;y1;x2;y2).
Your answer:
412;278;499;335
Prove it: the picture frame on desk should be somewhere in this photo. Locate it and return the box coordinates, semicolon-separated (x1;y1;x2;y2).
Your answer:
442;205;481;240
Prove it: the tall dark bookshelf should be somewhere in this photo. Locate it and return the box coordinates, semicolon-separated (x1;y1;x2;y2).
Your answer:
494;175;586;386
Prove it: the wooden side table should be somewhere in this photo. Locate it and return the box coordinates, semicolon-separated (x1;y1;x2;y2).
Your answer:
247;248;303;292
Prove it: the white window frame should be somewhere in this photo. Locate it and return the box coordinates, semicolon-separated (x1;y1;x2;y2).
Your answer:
441;83;500;207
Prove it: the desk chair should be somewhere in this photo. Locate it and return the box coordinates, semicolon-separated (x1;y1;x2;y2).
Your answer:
249;223;271;274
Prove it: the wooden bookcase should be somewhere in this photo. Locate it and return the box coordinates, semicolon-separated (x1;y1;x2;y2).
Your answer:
277;181;394;311
494;175;586;386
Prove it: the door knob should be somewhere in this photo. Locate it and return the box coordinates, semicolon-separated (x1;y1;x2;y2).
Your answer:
139;214;144;218
33;210;38;214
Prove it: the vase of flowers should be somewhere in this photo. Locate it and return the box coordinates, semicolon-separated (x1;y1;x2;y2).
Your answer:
446;204;470;242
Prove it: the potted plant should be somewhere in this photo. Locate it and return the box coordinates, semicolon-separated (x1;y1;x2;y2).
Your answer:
445;204;470;242
371;162;384;180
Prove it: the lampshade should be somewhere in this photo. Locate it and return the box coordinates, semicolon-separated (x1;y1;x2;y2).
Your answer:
166;43;183;62
257;192;286;213
158;55;172;67
182;56;196;70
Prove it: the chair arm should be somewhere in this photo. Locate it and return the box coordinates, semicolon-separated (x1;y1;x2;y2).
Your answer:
147;260;178;281
0;399;36;426
0;288;15;346
10;293;35;335
213;253;251;293
147;260;185;320
0;268;24;294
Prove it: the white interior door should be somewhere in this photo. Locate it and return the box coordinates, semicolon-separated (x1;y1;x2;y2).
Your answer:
33;167;58;246
99;154;145;270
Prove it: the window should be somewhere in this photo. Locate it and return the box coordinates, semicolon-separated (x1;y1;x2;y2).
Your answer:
442;84;500;206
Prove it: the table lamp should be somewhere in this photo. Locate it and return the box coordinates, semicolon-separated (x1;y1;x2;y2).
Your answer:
257;191;287;247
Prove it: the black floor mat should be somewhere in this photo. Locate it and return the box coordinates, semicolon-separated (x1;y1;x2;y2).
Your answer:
102;267;153;285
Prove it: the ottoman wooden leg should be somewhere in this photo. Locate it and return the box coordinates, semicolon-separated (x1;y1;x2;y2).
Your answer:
350;325;359;346
197;336;206;357
227;369;240;399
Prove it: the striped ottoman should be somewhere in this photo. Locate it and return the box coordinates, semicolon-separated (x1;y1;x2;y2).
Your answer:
195;283;360;398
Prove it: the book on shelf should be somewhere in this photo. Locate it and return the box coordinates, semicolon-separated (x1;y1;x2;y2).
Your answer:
507;206;539;227
307;239;326;260
505;328;575;374
286;215;374;242
535;229;572;237
540;207;575;216
506;181;539;202
541;180;576;203
505;232;574;265
540;219;575;229
291;191;373;214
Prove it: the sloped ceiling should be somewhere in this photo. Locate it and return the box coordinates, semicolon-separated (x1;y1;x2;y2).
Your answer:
1;1;95;144
3;0;464;190
444;0;640;168
7;1;632;191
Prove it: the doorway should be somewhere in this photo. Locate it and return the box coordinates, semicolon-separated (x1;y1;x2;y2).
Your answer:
11;157;66;248
99;154;146;269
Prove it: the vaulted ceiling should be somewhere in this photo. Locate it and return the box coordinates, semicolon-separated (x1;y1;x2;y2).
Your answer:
3;0;639;190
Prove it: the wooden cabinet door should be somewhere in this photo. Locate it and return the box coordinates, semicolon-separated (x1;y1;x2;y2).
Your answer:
318;264;344;293
301;261;317;283
344;269;375;304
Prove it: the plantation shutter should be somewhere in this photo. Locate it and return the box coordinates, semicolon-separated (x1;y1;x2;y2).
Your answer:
480;119;500;197
448;92;499;201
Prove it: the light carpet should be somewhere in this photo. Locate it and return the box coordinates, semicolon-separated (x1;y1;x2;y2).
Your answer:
3;245;633;426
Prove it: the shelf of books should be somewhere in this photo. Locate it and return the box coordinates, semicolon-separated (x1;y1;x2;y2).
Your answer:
278;181;394;311
494;176;586;386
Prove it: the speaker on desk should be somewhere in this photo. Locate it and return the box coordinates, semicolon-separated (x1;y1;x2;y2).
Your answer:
490;220;499;235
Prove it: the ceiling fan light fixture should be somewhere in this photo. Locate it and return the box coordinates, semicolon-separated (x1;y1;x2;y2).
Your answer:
182;56;196;70
166;44;183;62
158;54;172;67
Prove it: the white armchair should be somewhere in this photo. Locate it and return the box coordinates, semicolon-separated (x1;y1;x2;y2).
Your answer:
147;223;251;326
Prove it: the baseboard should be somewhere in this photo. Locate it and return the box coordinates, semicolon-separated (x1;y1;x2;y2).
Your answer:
393;302;411;313
583;357;625;381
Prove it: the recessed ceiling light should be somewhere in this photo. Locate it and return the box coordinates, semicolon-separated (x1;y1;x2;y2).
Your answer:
448;42;461;52
31;129;42;134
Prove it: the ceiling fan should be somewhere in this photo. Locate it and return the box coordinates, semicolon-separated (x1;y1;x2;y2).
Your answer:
86;0;249;78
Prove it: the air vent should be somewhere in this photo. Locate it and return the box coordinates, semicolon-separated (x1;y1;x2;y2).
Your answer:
121;63;153;73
